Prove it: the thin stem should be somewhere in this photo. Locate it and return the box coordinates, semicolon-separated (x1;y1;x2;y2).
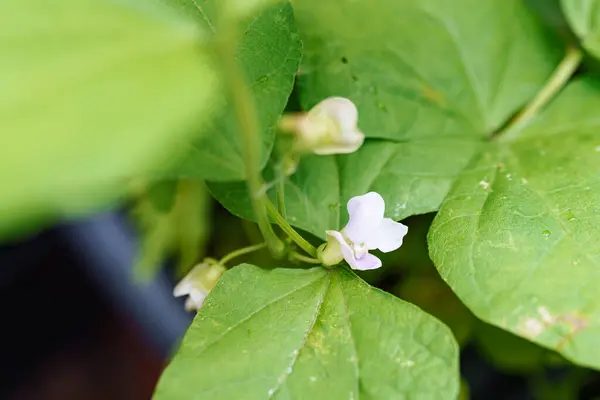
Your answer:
216;28;284;257
264;200;318;257
219;242;268;266
499;46;582;141
276;161;287;219
289;251;322;265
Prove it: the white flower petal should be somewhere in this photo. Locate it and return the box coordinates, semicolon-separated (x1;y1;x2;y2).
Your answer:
173;262;225;311
188;289;207;304
173;262;211;296
282;97;364;156
184;297;196;311
182;288;208;311
173;281;194;297
352;253;382;271
321;230;345;266
326;230;356;266
326;230;382;271
343;192;385;244
189;289;208;311
364;218;408;252
310;97;358;132
312;129;364;155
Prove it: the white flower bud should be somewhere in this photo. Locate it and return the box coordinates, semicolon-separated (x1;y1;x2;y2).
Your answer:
173;261;226;311
279;97;365;155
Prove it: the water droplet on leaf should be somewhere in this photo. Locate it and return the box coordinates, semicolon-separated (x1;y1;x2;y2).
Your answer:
542;230;551;238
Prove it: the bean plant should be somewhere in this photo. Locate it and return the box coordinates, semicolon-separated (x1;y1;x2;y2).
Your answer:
3;0;600;398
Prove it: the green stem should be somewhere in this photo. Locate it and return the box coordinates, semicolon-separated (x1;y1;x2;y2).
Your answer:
499;46;582;141
264;200;318;257
219;242;268;266
276;161;287;219
216;28;284;257
289;251;322;265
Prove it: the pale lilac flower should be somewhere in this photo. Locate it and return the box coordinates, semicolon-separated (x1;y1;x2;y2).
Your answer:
173;262;225;311
279;97;364;155
320;192;408;270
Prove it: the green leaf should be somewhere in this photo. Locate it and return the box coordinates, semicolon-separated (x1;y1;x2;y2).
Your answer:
561;0;600;56
209;139;480;239
133;180;212;279
293;0;561;140
429;77;600;369
0;0;217;237
210;0;562;237
159;1;302;181
208;154;338;239
154;264;459;399
146;180;180;213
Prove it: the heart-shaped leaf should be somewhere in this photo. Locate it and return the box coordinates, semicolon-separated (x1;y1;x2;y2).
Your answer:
154;264;459;399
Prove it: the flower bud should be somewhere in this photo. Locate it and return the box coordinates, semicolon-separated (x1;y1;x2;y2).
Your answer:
173;260;226;311
279;97;365;155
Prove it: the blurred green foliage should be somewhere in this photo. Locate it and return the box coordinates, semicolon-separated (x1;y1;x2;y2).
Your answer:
0;0;218;237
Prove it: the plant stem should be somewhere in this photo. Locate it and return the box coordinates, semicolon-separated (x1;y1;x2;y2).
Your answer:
499;46;582;141
219;242;268;266
276;161;287;219
289;251;322;265
264;200;318;257
216;28;284;257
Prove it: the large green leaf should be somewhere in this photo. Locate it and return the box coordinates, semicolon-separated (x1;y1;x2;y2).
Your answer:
158;0;302;181
293;0;561;140
154;264;459;399
429;78;600;369
209;0;561;237
209;138;479;240
0;0;217;236
211;0;600;372
561;0;600;56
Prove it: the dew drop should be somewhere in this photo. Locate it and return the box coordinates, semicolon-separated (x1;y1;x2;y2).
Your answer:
257;75;268;83
542;230;551;238
565;210;577;222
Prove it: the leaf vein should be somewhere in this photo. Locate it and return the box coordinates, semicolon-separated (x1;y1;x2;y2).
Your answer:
268;273;332;399
195;273;328;357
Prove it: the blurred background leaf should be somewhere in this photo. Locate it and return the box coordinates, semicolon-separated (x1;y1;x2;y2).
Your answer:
157;1;302;181
133;180;212;280
0;0;218;238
